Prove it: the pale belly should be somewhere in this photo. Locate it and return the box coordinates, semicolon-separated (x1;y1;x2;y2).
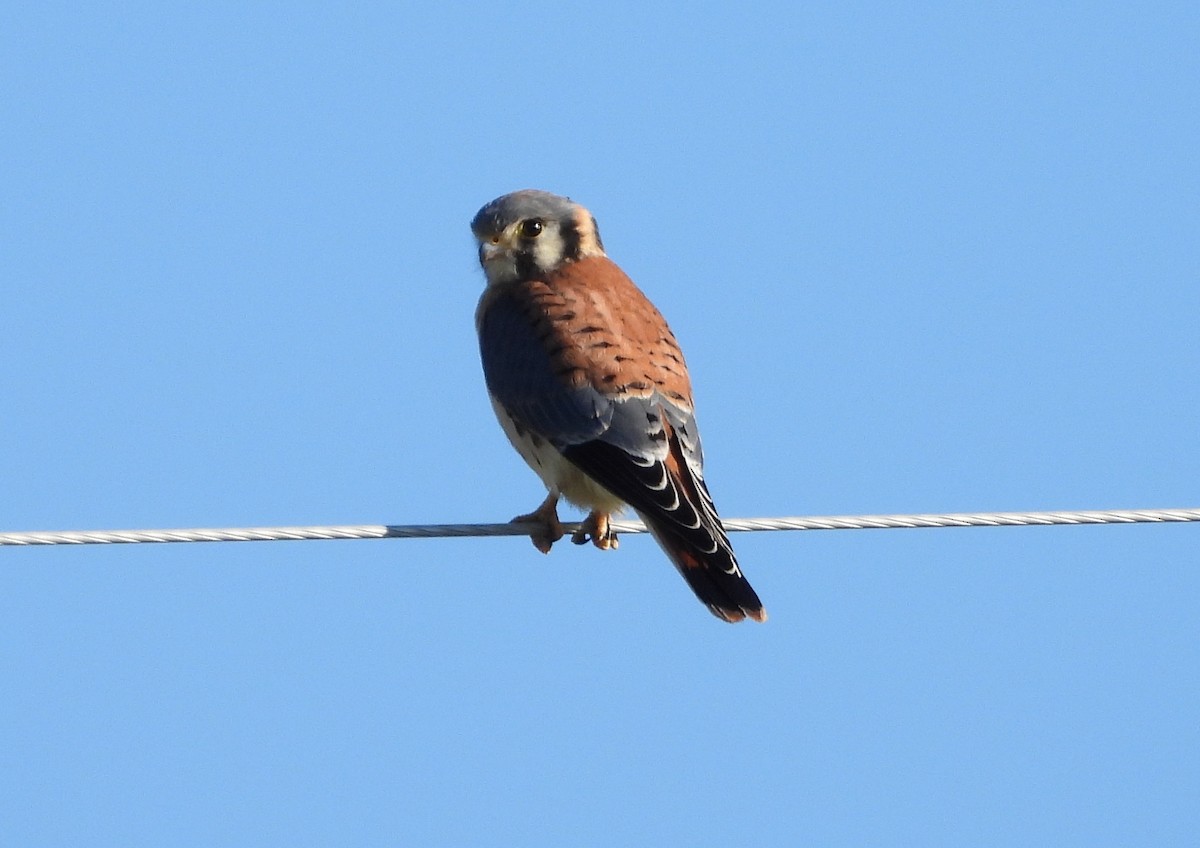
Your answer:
490;398;625;513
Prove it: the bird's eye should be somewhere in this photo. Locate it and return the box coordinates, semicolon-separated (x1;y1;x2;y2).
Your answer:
520;219;544;239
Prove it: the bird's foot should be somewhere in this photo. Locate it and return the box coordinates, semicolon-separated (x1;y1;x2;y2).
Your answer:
510;494;564;554
572;511;619;551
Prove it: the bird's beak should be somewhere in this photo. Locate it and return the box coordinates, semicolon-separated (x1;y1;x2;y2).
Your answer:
479;241;505;264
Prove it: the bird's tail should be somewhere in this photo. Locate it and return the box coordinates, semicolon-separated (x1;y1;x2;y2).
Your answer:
638;510;767;623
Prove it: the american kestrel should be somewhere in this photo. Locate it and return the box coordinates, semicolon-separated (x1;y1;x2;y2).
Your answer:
472;190;766;623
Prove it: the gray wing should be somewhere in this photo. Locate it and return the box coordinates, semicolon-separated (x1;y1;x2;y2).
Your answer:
477;290;672;460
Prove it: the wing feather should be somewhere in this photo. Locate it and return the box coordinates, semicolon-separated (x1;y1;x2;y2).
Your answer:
477;288;613;447
563;415;766;622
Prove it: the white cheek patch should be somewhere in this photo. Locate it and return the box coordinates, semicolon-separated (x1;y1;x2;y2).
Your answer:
531;228;567;272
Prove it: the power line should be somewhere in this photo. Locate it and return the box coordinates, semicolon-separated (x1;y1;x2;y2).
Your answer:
2;507;1198;547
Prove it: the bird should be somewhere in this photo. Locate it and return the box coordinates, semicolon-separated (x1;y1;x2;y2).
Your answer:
471;189;766;623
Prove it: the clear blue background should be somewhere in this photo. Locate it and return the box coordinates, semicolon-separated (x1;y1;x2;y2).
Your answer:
3;3;1197;845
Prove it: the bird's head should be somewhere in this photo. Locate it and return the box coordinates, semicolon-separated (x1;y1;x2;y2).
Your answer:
471;190;606;286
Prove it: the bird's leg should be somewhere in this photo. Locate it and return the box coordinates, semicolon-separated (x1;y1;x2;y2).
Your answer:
572;510;619;551
510;492;564;554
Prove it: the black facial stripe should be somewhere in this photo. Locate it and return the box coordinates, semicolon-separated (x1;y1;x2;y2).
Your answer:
559;219;581;262
515;252;540;281
589;215;603;252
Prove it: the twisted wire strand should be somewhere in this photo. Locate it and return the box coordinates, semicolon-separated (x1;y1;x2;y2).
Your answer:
2;507;1198;547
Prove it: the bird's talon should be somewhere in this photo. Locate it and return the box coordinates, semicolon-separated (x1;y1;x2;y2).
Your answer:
593;529;618;551
511;518;563;554
511;494;564;554
574;512;618;551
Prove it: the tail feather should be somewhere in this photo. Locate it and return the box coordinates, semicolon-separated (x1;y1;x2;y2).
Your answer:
561;415;767;622
639;510;766;623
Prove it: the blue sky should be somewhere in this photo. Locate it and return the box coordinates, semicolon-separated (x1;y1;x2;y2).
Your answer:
2;2;1197;845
